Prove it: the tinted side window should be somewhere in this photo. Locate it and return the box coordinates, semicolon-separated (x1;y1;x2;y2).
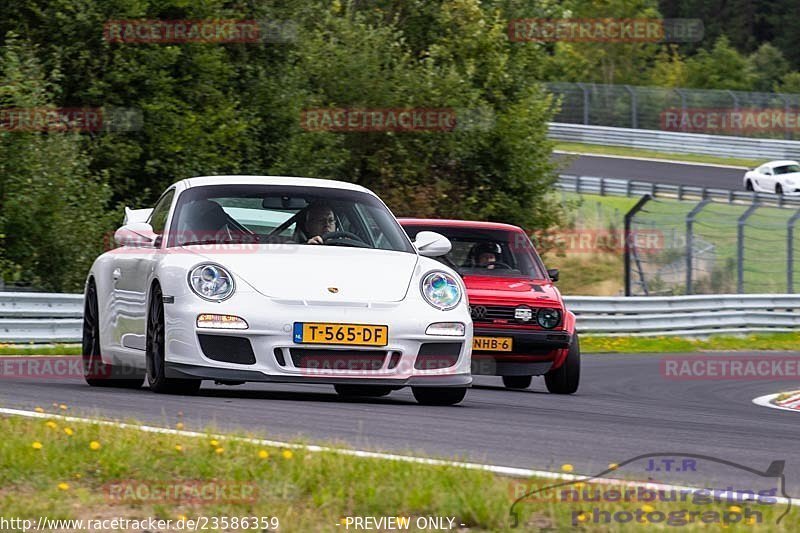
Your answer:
149;189;175;234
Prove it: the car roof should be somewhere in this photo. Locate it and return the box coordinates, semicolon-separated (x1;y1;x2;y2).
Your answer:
764;160;799;167
398;218;524;232
179;175;373;194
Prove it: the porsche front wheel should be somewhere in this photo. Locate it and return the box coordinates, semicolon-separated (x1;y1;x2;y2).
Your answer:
146;285;201;395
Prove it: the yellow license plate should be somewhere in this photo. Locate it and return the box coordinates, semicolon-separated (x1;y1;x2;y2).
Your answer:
472;336;513;352
293;322;388;347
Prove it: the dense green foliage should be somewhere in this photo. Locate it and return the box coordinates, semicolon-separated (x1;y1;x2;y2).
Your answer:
0;0;798;291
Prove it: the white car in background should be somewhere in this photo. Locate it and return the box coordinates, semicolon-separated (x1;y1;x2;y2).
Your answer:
83;176;472;405
743;160;800;195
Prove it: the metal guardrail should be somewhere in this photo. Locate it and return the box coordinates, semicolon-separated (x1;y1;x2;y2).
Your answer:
1;292;799;341
548;122;800;160
564;294;800;336
0;293;83;343
555;174;800;208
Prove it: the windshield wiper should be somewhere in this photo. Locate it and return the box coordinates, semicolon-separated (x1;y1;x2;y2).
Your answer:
181;237;260;246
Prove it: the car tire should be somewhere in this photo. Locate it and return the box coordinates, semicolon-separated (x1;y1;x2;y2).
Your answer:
776;183;784;195
502;375;532;389
412;387;467;406
544;334;580;395
82;279;144;389
745;180;754;191
146;285;201;395
334;384;393;397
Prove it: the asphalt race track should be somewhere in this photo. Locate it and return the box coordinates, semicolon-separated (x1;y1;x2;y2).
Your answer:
3;351;800;494
553;153;746;190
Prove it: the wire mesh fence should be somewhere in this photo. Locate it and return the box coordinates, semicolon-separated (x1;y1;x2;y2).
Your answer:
627;196;800;295
546;82;800;140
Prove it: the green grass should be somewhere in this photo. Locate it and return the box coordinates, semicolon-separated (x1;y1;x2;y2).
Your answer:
581;331;800;353
553;141;760;168
0;344;81;355
3;332;800;359
6;333;798;357
0;414;793;532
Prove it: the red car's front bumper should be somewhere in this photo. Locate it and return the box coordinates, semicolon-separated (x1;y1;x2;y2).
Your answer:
471;326;573;376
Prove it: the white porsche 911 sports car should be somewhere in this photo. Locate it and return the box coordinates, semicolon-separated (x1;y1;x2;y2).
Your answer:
743;160;800;195
83;176;472;405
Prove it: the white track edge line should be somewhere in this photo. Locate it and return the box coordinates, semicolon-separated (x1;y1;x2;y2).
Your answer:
753;393;800;413
0;407;791;506
553;150;749;169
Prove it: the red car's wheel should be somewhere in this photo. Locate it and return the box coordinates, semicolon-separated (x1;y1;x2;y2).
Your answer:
502;376;532;389
545;334;580;394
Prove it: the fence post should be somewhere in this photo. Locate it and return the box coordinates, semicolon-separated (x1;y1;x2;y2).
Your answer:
577;82;590;125
789;209;800;293
676;88;687;132
727;90;739;113
783;95;792;140
625;194;652;296
686;199;711;294
624;85;638;129
737;202;759;293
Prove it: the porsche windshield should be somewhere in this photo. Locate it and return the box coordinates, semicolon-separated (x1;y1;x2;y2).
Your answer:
773;164;800;174
169;184;415;253
403;225;547;279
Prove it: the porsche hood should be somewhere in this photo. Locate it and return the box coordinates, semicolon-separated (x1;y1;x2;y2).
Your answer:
182;245;419;302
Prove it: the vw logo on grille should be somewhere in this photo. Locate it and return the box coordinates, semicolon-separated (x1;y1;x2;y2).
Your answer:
514;305;534;322
470;305;487;320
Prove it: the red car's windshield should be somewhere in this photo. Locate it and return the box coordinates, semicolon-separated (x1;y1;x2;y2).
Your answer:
403;225;547;279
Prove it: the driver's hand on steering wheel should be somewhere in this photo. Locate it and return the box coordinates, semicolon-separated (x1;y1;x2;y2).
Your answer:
307;235;324;245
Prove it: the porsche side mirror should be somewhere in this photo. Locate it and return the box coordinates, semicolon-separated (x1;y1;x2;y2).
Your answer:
123;206;154;225
414;231;452;257
114;221;156;247
547;268;560;282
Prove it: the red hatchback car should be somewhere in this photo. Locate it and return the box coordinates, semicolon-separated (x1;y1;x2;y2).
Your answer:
399;219;579;393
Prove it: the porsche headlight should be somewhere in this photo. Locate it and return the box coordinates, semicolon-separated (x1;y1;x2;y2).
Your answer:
189;264;235;301
537;308;562;329
421;271;462;310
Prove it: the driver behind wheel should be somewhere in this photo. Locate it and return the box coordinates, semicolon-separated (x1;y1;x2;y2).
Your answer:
303;202;337;245
469;242;503;269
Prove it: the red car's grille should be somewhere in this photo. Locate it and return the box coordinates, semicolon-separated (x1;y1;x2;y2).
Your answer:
470;305;516;321
470;304;560;326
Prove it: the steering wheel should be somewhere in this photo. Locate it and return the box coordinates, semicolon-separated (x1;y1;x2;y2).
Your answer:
321;231;371;248
487;261;513;270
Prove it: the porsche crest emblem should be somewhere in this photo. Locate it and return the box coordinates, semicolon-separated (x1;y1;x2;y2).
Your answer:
327;287;339;294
